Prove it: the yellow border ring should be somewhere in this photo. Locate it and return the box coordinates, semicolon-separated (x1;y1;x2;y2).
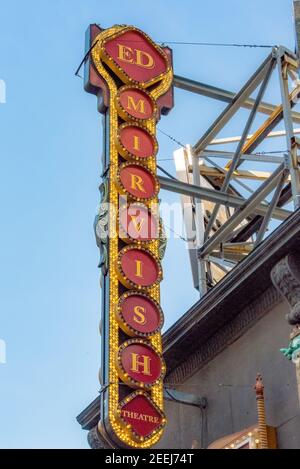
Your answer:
116;244;163;291
118;202;159;245
114;161;160;204
115;122;158;162
115;84;158;123
116;338;166;390
115;290;164;338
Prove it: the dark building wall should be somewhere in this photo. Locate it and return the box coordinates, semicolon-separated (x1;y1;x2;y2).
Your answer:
156;296;300;449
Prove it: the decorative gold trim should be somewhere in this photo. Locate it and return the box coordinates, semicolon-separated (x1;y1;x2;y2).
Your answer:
91;24;172;448
99;25;171;88
116;338;166;389
118;202;159;245
116;244;163;290
114;161;160;204
115;85;158;122
115;390;167;443
115;122;158;162
115;290;164;338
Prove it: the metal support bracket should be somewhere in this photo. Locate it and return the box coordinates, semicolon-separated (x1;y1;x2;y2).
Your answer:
164;387;207;409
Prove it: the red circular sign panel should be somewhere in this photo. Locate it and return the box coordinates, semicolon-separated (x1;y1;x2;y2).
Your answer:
117;292;163;336
119;204;158;242
118;246;162;288
104;29;168;84
118;124;157;160
118;163;159;201
118;87;155;120
119;341;164;386
118;391;165;440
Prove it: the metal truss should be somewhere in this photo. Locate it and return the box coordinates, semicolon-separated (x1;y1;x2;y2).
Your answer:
162;44;300;296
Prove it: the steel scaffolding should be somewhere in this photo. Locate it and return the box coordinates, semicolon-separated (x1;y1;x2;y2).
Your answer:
160;41;300;296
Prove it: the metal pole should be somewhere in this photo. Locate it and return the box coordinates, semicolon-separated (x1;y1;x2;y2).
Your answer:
200;155;272;207
254;168;289;246
277;48;300;209
158;175;291;220
189;145;207;297
242;84;300;155
209;127;300;146
173;147;200;290
173;74;300;123
193;54;274;154
201;150;284;164
204;59;275;240
198;163;285;257
293;0;300;58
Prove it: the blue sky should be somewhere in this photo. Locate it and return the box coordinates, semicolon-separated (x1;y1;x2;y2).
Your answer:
0;0;296;449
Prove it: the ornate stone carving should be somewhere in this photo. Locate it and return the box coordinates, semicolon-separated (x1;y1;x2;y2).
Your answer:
271;253;300;325
94;180;109;277
87;425;112;449
159;218;167;260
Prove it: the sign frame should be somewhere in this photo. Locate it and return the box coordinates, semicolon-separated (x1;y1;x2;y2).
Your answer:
85;24;173;449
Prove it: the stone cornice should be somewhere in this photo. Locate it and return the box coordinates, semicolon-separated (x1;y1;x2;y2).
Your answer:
271;252;300;325
77;396;100;431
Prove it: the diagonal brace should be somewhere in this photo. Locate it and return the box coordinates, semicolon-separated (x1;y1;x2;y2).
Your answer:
198;163;285;257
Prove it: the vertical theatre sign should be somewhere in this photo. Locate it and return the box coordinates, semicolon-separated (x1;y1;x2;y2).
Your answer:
84;25;173;448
